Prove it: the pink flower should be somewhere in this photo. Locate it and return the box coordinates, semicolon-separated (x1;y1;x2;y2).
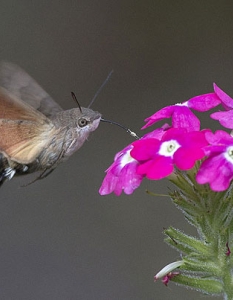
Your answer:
99;84;233;195
196;130;233;191
211;84;233;129
99;145;143;196
131;128;208;180
142;93;220;131
99;127;170;196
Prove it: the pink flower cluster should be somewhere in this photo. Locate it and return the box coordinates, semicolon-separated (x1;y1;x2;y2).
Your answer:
99;84;233;195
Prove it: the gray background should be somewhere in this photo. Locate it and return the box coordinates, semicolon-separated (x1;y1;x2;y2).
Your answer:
0;1;232;299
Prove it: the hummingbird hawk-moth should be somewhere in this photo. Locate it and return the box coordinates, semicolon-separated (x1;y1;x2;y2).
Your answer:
0;62;102;186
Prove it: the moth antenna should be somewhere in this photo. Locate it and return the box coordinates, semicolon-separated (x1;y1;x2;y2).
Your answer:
71;92;82;113
88;70;114;108
101;118;140;139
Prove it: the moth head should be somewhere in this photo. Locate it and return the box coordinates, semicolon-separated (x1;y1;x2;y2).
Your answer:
70;92;101;133
76;107;101;132
62;106;101;157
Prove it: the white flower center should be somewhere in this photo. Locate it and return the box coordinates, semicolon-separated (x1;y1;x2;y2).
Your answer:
159;140;180;157
175;101;188;107
120;149;135;167
225;146;233;162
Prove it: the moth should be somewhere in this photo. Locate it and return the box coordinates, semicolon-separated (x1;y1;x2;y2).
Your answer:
0;62;102;186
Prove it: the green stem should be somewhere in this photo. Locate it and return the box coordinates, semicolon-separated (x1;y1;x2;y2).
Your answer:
157;170;233;298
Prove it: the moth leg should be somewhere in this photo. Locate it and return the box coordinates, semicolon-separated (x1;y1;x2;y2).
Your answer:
21;167;56;187
22;148;66;186
33;167;56;181
38;147;66;180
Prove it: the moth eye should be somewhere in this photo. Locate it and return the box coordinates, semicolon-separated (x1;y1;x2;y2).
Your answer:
78;118;88;127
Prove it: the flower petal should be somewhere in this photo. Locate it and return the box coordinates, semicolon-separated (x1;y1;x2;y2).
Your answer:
214;83;233;109
211;111;233;129
172;106;200;131
142;106;175;129
196;155;233;191
137;156;174;179
187;93;221;111
174;147;205;170
131;138;160;161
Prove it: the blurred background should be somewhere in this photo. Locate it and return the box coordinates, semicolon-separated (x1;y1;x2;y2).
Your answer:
0;1;232;299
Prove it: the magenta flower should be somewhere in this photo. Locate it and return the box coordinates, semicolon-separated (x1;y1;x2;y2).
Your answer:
131;128;208;180
196;130;233;191
99;127;171;195
99;83;233;195
99;145;143;196
211;84;233;129
142;93;220;131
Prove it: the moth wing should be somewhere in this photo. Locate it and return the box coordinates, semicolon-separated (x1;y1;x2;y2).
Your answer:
0;61;63;118
0;88;57;164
